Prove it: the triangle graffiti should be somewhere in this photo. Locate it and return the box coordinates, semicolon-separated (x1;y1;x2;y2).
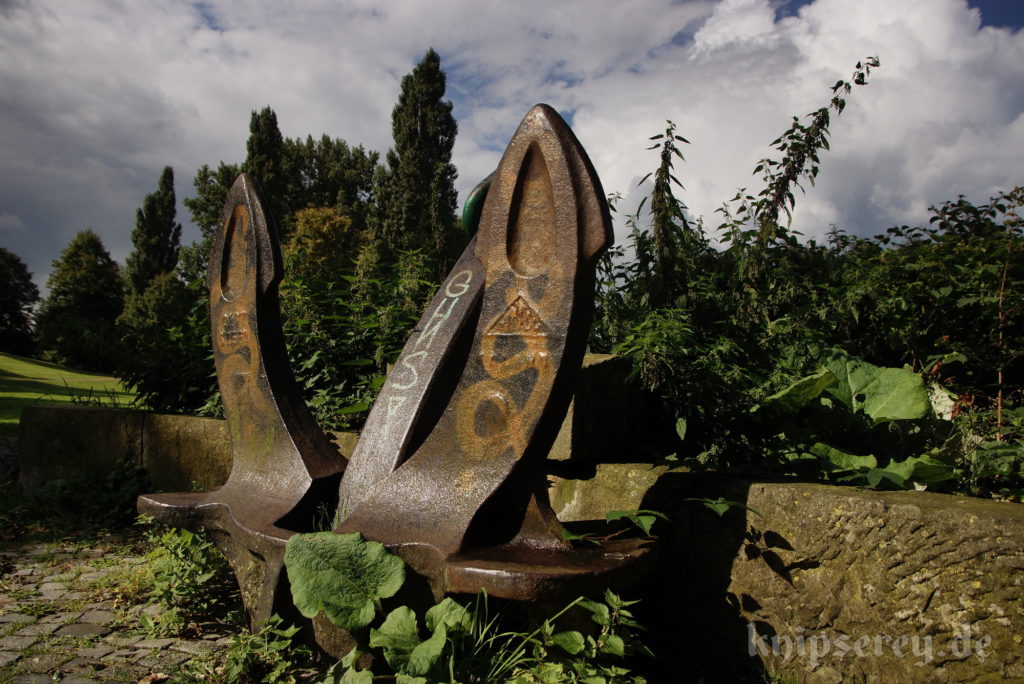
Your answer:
486;296;549;337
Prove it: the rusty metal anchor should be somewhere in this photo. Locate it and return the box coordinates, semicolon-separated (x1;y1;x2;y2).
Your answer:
138;104;653;631
337;104;653;600
137;174;347;627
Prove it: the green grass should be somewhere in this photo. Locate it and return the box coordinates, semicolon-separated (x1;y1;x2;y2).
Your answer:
0;352;136;438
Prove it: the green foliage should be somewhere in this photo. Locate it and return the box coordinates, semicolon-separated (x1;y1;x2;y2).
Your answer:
376;47;461;279
286;532;651;683
284;531;405;630
218;614;312;684
593;54;1022;499
35;229;124;372
0;247;40;356
125;166;181;296
136;515;230;636
16;458;149;529
244;107;289;229
752;352;957;489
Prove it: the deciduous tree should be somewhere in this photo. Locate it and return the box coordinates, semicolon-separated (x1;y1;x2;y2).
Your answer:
0;247;40;356
36;230;123;371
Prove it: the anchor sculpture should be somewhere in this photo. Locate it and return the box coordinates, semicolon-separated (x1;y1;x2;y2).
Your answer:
137;175;347;626
138;104;653;633
337;104;651;599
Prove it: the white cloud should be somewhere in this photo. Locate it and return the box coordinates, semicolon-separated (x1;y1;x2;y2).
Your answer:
1;0;1021;292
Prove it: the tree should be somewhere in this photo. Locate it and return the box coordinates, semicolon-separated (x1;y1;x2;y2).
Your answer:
36;230;124;371
125;166;182;295
374;48;461;277
0;248;40;356
116;271;211;413
243;107;288;230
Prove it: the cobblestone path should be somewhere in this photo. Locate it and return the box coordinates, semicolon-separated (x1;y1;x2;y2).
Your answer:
0;533;233;683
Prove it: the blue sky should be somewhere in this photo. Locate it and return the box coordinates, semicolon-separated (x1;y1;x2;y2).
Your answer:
2;0;1023;294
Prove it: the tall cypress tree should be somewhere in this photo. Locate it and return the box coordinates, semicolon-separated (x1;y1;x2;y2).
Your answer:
243;106;288;227
376;48;460;277
125;166;182;295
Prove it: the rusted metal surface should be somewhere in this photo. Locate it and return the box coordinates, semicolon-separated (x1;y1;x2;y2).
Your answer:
338;104;652;600
137;173;346;627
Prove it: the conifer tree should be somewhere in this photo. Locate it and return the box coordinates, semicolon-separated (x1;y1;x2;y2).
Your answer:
243;106;287;227
125;166;182;295
375;48;460;277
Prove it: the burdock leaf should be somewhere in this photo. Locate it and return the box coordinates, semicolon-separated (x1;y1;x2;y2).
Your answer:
284;532;405;630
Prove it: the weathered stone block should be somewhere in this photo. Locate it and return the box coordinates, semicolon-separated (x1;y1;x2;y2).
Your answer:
140;413;231;492
549;463;675;521
18;406;144;491
678;479;1024;683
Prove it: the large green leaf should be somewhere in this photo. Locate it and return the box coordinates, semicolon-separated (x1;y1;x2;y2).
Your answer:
284;532;405;630
370;606;448;677
757;369;837;414
370;606;421;673
824;355;929;422
809;442;877;472
425;597;472;634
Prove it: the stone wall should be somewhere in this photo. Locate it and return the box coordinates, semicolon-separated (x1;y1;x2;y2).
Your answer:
558;470;1023;683
17;406;358;493
15;408;1022;681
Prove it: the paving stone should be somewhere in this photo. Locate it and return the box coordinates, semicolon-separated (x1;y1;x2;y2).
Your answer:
38;590;67;601
140;604;162;617
135;650;190;670
79;610;116;625
78;571;110;583
0;634;38;649
15;622;60;636
63;591;89;600
37;582;66;591
21;652;70;672
0;650;20;666
55;623;109;637
108;648;143;661
94;662;148;681
60;678;100;684
169;639;217;655
78;644;115;658
61;656;98;670
134;637;175;650
105;634;142;647
41;611;82;623
0;613;35;623
13;675;53;684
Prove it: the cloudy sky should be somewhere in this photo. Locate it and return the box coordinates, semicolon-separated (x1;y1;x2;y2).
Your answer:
2;0;1023;294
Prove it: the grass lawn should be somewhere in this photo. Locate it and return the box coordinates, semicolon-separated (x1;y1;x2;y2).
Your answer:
0;352;136;438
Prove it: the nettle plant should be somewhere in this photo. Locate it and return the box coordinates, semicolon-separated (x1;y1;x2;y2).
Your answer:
282;532;651;683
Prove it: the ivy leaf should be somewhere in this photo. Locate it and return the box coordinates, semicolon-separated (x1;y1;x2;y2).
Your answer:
284;532;405;630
